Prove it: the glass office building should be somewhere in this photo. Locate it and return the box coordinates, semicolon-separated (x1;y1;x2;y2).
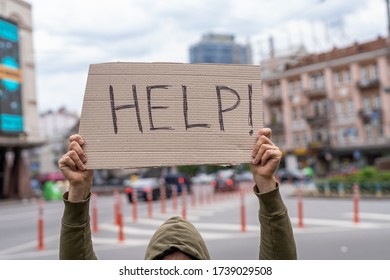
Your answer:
189;33;252;64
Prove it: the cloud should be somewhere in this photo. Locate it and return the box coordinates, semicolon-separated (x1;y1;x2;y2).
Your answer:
26;0;388;114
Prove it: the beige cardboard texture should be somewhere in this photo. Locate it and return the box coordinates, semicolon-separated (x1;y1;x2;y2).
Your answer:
79;62;262;169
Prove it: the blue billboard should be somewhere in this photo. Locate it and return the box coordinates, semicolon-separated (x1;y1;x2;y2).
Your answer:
0;17;23;134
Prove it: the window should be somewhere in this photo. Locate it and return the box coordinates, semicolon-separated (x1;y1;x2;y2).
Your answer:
335;102;343;115
334;72;341;86
378;124;383;137
373;95;381;109
310;72;325;89
347;99;354;115
312;101;321;116
363;97;370;110
293;132;300;146
321;100;328;114
361;66;369;82
364;124;373;142
288;81;295;97
302;133;308;146
270;82;281;97
298;80;303;92
300;107;306;119
271;108;280;123
371;64;379;80
342;127;358;143
344;69;351;84
292;108;298;120
338;129;346;144
313;130;323;142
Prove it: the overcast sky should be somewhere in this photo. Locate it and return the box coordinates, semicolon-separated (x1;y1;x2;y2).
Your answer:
26;0;388;115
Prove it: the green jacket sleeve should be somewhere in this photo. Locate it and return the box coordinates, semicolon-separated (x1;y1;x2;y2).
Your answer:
59;192;97;260
254;185;297;260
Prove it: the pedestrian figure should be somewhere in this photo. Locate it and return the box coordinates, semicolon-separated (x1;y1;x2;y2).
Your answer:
58;128;297;260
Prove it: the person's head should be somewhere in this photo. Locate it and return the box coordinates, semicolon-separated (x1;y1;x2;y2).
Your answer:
144;216;210;260
154;247;194;260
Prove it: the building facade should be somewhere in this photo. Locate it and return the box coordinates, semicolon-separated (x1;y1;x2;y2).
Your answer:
189;33;252;64
0;0;41;199
261;37;390;176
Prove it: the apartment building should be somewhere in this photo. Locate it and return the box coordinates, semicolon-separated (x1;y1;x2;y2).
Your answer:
261;37;390;176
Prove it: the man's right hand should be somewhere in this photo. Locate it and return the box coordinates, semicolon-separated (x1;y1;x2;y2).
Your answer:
58;134;93;202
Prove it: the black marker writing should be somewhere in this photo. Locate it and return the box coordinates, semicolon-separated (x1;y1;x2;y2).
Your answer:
110;83;254;134
109;85;143;134
147;85;174;131
182;85;210;130
248;84;253;136
216;85;241;131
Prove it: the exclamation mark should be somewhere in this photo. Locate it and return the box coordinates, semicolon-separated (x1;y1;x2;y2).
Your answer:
248;84;253;136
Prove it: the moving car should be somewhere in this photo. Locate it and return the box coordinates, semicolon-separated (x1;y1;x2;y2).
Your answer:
124;177;163;203
211;169;238;192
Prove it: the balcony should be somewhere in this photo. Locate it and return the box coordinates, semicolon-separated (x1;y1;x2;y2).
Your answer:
303;87;327;99
356;78;380;91
305;114;330;127
358;108;382;124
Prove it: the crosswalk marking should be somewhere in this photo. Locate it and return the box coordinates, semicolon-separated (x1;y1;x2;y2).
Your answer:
94;212;390;247
290;217;383;229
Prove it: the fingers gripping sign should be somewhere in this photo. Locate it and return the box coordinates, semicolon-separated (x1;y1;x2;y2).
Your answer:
58;134;94;201
251;128;282;193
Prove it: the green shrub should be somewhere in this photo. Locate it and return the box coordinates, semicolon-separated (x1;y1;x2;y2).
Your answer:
315;166;390;195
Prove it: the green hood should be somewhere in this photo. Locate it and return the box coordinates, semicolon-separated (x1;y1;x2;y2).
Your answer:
144;216;210;260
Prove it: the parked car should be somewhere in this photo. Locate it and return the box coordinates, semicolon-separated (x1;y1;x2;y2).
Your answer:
124;177;163;203
211;169;238;192
164;173;192;194
276;168;307;183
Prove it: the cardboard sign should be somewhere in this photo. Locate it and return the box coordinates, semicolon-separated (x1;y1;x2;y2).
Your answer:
79;62;262;169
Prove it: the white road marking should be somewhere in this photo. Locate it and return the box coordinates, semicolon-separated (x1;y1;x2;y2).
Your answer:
99;224;156;236
290;217;383;229
0;234;59;255
342;212;390;221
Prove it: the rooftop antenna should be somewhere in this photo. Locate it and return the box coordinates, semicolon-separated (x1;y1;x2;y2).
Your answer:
269;36;275;58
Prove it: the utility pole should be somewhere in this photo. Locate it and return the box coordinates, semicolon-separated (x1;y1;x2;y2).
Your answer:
386;0;390;90
386;0;390;39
